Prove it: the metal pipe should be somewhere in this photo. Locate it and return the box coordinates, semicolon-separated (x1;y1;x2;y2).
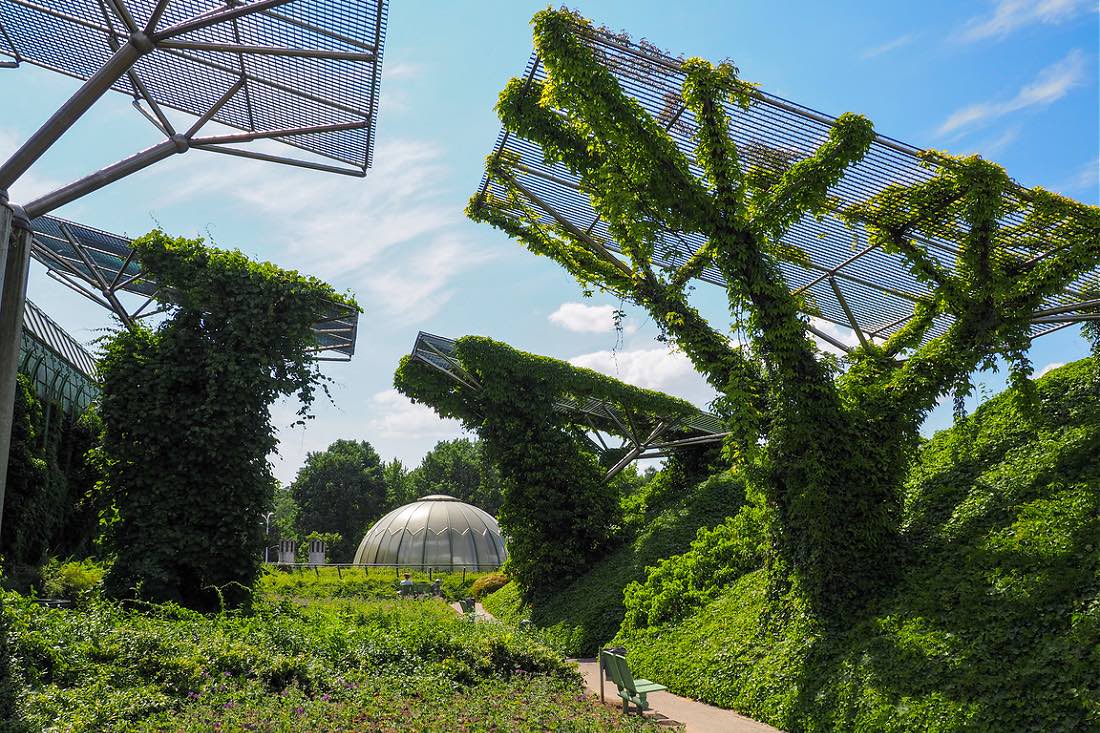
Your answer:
262;9;378;53
185;78;246;138
143;0;171;34
828;276;870;349
23;135;186;218
190;119;368;146
0;34;150;190
152;0;297;41
0;211;33;535
1032;298;1100;318
157;39;375;61
194;144;365;177
807;322;852;354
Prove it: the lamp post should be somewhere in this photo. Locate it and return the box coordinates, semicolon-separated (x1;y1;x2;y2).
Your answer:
261;511;274;563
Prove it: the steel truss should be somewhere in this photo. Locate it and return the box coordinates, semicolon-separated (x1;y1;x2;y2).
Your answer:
411;332;728;481
0;0;388;531
31;213;359;359
476;25;1100;353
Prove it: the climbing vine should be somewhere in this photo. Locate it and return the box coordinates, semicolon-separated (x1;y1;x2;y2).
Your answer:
99;230;356;611
467;8;1100;618
395;336;700;601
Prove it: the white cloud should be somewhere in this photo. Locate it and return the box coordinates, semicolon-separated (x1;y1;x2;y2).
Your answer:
861;33;916;60
365;389;464;440
549;302;636;334
808;317;862;356
1055;156;1099;195
568;345;715;406
0;128;63;202
937;49;1086;136
146;135;486;321
1036;361;1065;377
956;0;1093;42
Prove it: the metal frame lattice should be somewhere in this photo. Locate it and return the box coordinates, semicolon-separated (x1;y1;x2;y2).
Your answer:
476;25;1100;352
410;331;727;480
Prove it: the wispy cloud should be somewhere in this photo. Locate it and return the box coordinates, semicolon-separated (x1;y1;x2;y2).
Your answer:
147;136;487;321
965;124;1023;158
861;33;916;60
1055;156;1100;195
937;49;1085;136
548;302;637;334
365;389;465;440
956;0;1094;42
568;345;715;406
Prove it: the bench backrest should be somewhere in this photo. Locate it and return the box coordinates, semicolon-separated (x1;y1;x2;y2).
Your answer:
602;651;638;694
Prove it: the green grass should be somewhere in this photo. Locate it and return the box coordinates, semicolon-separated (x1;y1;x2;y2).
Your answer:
614;358;1100;732
257;565;485;602
483;472;745;656
4;591;664;732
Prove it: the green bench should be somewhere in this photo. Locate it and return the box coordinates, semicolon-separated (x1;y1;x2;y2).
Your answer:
458;597;476;615
396;580;442;599
601;649;666;714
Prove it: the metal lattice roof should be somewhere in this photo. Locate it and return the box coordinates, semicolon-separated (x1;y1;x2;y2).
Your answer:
0;0;387;173
476;25;1100;350
410;331;727;479
31;214;359;359
20;298;99;413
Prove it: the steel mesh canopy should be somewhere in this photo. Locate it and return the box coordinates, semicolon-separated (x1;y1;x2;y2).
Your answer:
31;214;359;358
0;0;387;176
476;25;1100;350
411;331;726;479
20;298;99;413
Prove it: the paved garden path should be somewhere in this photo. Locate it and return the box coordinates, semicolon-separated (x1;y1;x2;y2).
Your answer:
571;659;783;733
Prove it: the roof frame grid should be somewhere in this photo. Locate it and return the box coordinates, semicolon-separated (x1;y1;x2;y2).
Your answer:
476;23;1100;349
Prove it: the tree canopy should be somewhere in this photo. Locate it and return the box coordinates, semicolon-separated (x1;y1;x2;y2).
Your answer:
468;8;1100;617
292;439;386;562
407;439;504;515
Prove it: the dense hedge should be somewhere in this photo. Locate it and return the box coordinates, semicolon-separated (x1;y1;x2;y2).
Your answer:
482;471;745;656
615;358;1100;732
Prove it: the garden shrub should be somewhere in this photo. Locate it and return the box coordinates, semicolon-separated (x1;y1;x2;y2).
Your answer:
470;572;508;600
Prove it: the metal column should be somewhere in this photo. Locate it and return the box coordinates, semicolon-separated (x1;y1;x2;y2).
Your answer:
0;204;33;533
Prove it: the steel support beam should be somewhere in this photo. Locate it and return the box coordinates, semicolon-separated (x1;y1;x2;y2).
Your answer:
0;206;33;535
0;34;149;191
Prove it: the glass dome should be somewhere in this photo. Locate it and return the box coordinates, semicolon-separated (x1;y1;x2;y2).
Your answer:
353;495;507;570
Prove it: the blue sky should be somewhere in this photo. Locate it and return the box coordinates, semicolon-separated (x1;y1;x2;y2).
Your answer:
2;0;1097;484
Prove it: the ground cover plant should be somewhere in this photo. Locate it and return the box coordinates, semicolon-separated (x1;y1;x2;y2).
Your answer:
612;359;1100;731
3;585;664;732
258;566;485;603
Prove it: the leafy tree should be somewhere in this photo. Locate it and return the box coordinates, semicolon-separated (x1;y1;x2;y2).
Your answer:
468;9;1100;618
382;458;413;508
271;483;298;542
408;439;504;514
291;439;386;562
99;231;355;611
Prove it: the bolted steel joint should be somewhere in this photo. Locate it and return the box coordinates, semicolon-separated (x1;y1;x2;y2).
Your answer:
128;32;154;54
9;204;32;232
170;134;190;153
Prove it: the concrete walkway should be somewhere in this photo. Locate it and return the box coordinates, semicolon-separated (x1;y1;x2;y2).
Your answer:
571;659;783;733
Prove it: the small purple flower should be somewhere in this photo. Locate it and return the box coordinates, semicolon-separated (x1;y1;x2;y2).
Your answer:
223;701;237;709
321;694;331;702
294;706;305;717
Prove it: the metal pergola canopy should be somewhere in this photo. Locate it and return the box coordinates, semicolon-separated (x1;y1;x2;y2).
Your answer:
20;297;98;413
31;213;359;358
477;24;1100;352
411;331;727;480
0;0;387;178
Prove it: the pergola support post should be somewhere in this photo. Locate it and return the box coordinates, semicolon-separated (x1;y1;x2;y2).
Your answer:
0;204;33;534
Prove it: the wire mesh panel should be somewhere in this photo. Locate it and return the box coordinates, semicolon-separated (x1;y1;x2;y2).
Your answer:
30;214;359;358
20;298;98;413
476;26;1100;345
0;0;388;171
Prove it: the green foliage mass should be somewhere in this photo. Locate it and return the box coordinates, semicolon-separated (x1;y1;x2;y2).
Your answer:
257;566;483;603
291;439;386;562
613;358;1100;732
483;470;746;656
470;7;1100;620
407;438;504;515
396;335;697;601
469;572;508;600
99;231;355;612
1;374;103;567
2;588;661;732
